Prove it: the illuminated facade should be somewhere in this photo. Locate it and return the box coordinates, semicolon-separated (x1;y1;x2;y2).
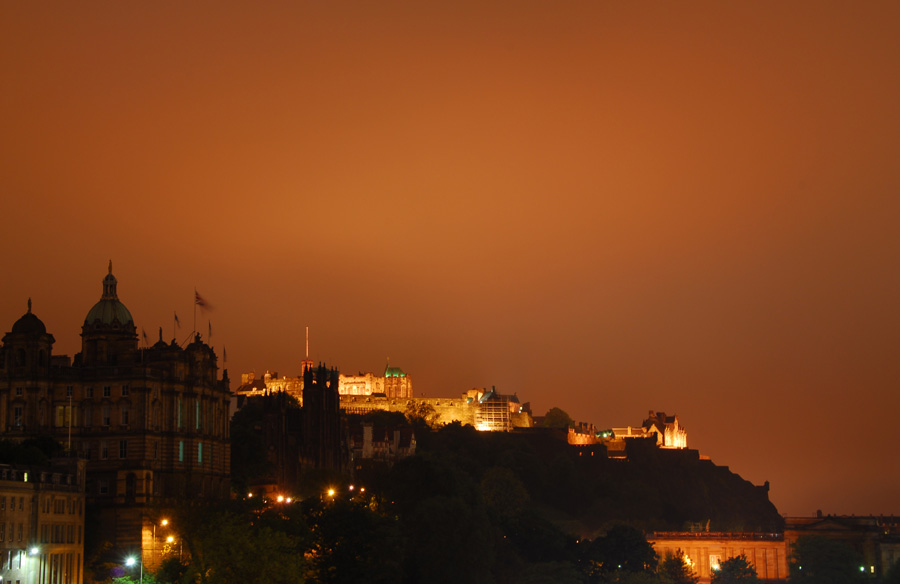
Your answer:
236;362;412;402
0;461;85;584
650;531;788;583
0;265;231;566
650;516;900;583
339;363;411;398
568;410;688;451
641;411;688;449
340;388;533;431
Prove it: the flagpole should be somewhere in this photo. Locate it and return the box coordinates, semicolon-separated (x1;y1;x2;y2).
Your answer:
193;288;197;337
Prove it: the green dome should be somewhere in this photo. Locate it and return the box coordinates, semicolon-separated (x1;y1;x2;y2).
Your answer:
84;298;134;327
83;262;134;327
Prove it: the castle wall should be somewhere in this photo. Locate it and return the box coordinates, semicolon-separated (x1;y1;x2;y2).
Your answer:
340;395;478;427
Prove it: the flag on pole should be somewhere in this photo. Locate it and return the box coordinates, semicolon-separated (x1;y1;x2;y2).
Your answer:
223;346;227;363
208;321;212;340
142;328;148;344
195;290;212;310
174;312;181;328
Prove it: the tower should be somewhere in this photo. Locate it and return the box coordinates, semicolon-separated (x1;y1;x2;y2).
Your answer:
80;261;138;367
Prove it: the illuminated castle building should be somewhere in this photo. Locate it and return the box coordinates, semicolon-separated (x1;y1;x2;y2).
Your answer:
0;264;230;569
339;362;412;398
237;360;412;401
568;410;688;452
237;361;532;432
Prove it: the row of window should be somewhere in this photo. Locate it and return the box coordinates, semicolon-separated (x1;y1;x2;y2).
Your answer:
0;496;25;511
10;399;227;435
13;384;129;398
39;523;81;545
178;440;215;467
0;522;24;542
89;440;129;460
1;548;26;571
39;496;80;516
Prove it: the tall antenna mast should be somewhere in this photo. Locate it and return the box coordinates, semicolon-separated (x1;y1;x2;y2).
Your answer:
306;326;309;359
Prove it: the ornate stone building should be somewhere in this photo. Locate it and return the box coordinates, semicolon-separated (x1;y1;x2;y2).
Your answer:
649;531;788;582
0;264;230;567
0;460;86;584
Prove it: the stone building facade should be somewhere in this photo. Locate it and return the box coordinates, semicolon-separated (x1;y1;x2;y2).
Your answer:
0;265;230;567
649;531;788;582
340;388;533;431
0;461;86;584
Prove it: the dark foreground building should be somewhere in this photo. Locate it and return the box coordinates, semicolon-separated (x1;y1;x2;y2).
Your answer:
0;264;230;569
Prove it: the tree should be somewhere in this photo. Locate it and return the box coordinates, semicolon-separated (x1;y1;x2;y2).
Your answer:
175;504;306;584
306;497;404;584
659;551;698;584
480;466;530;518
711;554;758;584
789;535;865;584
405;401;440;427
406;495;495;584
542;407;574;429
600;524;658;573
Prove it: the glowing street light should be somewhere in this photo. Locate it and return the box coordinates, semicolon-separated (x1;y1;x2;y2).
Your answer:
126;556;143;584
327;488;335;497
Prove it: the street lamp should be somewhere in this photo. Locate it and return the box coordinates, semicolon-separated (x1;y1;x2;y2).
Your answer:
152;518;170;566
126;556;143;584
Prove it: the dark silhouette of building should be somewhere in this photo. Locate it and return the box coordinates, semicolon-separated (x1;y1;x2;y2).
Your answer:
0;264;230;565
232;363;346;498
300;364;343;472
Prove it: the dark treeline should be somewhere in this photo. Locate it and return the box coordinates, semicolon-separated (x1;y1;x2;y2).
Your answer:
118;413;784;583
8;416;892;584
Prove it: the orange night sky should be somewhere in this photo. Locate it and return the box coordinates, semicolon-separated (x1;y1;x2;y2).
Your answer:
2;1;899;517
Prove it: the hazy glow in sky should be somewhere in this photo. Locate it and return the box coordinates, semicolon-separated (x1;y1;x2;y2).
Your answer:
2;1;899;516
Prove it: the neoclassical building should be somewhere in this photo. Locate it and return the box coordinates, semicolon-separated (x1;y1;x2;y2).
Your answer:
0;264;230;566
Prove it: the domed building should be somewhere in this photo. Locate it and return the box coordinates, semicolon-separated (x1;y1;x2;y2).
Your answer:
0;264;231;573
